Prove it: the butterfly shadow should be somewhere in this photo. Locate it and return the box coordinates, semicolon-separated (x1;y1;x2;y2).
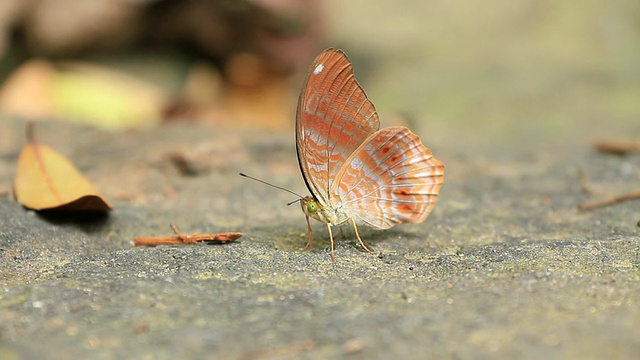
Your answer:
332;224;393;250
346;225;436;253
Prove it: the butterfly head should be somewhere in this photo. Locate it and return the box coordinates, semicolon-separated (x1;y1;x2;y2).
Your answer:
301;196;319;215
301;195;332;224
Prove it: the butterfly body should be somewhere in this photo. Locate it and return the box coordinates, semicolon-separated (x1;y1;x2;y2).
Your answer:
301;196;348;226
296;49;444;260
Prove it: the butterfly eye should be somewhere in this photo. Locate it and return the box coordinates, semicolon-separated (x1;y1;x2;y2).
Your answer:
306;201;318;213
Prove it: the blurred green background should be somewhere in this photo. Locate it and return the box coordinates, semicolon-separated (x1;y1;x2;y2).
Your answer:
327;0;640;150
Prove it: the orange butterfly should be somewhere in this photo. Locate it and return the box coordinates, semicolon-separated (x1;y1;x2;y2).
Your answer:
295;49;444;260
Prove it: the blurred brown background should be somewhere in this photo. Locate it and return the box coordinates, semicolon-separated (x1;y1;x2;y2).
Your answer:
1;0;638;148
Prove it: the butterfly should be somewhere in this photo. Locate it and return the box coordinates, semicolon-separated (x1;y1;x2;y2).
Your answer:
296;48;444;260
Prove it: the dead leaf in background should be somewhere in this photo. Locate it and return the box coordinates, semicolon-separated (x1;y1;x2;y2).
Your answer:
0;59;57;118
223;53;292;130
0;59;168;131
13;123;112;211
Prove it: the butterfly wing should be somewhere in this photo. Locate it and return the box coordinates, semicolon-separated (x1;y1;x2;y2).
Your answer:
296;49;380;206
332;126;444;229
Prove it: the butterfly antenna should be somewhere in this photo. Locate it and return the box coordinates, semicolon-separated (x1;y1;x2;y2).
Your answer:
239;173;305;205
286;199;302;206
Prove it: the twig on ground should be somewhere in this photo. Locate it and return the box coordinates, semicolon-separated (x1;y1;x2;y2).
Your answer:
134;224;242;246
578;189;640;210
578;168;600;195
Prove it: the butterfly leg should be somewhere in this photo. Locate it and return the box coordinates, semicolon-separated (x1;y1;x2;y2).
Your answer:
339;225;346;239
351;218;373;254
303;215;313;250
327;224;336;261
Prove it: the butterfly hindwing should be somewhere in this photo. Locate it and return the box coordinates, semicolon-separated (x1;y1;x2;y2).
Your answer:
332;126;444;229
296;49;380;206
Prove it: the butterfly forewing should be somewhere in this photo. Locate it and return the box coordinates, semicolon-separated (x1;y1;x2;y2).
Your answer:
333;126;444;229
296;49;380;206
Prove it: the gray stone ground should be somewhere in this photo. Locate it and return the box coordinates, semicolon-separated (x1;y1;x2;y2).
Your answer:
2;2;640;358
0;116;639;359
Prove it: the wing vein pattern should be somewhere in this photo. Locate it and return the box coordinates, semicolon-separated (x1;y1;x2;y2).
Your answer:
296;49;380;206
333;126;444;229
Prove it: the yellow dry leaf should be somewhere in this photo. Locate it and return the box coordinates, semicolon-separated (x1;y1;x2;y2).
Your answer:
13;126;112;211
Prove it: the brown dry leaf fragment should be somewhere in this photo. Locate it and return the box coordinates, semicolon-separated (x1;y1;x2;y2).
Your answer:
13;124;112;211
594;139;640;155
342;337;366;354
237;340;314;360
